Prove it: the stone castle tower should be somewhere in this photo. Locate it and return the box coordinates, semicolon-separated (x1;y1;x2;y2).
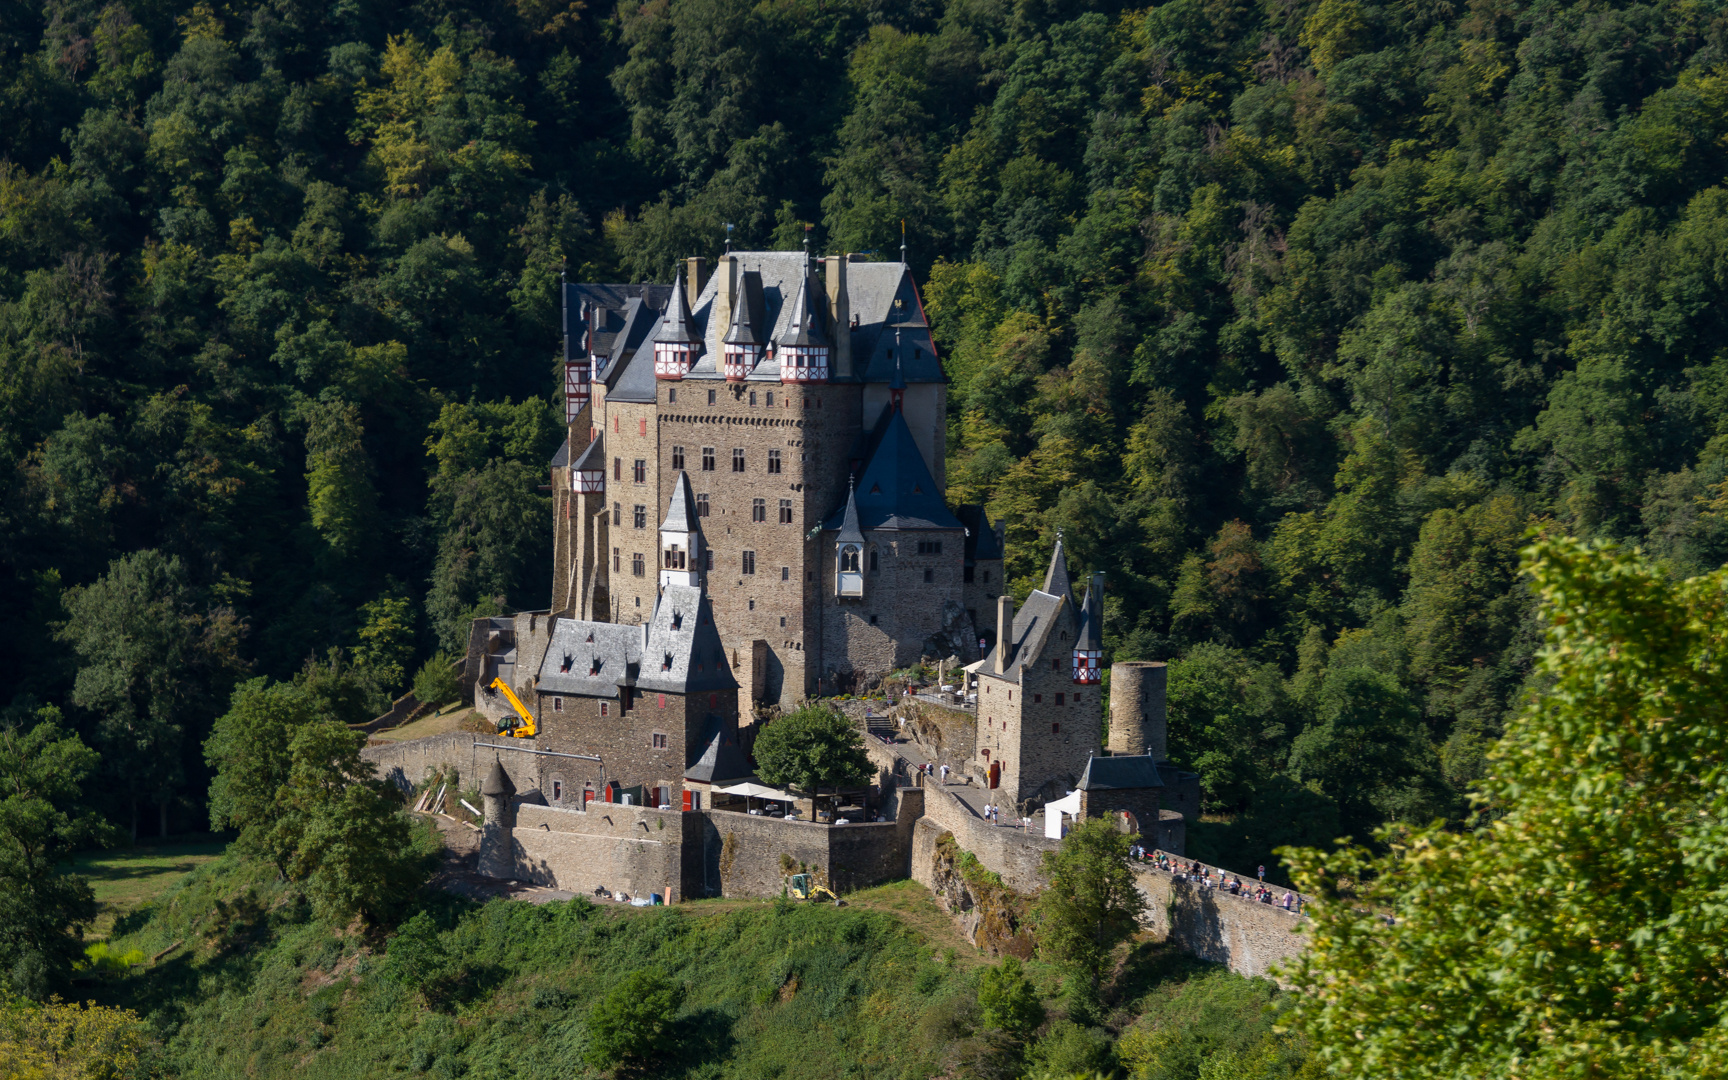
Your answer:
548;252;1006;710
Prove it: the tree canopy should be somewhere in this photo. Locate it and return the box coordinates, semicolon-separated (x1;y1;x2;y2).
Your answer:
1288;536;1728;1078
3;0;1728;859
751;705;872;794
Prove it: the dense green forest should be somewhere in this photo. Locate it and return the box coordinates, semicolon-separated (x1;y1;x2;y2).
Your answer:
5;0;1728;853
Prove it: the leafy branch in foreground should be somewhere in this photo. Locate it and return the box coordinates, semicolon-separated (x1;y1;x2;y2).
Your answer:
1286;536;1728;1079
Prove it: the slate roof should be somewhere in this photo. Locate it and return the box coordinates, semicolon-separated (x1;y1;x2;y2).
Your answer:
605;253;940;385
836;479;864;546
684;712;751;783
978;586;1070;685
550;436;570;469
536;620;644;699
723;270;766;346
535;584;738;699
659;273;700;344
1077;754;1166;791
598;297;666;400
1043;539;1074;606
776;273;830;347
1076;572;1103;651
820;409;962;532
662;471;699;533
957;505;1004;563
570;433;604;474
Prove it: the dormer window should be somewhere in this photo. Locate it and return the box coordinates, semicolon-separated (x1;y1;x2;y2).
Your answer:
560;654;573;673
671;610;683;630
586;633;594;643
663;652;673;671
590;658;602;676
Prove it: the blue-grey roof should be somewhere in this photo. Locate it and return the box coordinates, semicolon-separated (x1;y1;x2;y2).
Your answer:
570;434;604;473
598;297;665;399
684;712;751;783
978;580;1073;685
662;471;699;532
625;253;941;385
1044;539;1073;605
550;437;570;468
775;273;830;347
958;505;1003;562
1078;754;1165;791
535;584;736;698
821;409;962;532
1077;572;1103;651
836;480;864;545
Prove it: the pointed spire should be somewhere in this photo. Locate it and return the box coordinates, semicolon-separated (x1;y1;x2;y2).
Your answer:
776;274;830;348
1076;572;1103;650
723;282;762;345
661;470;700;533
660;270;698;344
837;474;865;545
1044;532;1073;601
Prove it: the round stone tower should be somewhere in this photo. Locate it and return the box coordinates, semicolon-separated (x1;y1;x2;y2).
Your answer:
477;757;517;880
1108;661;1167;760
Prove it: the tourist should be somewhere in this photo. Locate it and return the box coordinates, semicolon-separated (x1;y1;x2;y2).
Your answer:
940;764;950;785
1282;891;1293;910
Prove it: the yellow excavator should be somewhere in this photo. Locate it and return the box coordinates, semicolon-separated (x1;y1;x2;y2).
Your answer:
488;677;537;738
788;873;844;905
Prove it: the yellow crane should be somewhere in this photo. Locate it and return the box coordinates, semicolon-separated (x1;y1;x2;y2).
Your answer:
488;677;537;738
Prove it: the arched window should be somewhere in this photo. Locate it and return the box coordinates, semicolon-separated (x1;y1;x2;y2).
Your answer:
869;549;879;572
840;545;861;572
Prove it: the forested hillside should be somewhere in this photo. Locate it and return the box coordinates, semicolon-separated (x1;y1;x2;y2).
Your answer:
5;0;1728;850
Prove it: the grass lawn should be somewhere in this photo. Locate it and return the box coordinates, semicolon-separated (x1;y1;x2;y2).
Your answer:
369;703;492;742
72;836;230;939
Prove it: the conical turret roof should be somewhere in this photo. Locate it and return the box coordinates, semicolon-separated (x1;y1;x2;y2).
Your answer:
662;470;700;532
1044;536;1073;602
1076;572;1103;650
482;757;515;797
724;280;763;345
659;272;699;345
837;477;865;545
775;273;829;348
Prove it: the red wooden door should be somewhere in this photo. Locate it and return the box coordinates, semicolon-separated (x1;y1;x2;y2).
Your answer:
989;762;1000;788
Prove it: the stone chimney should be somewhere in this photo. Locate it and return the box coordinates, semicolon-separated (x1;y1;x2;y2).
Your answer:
686;257;710;304
715;254;737;341
994;594;1015;675
824;254;852;379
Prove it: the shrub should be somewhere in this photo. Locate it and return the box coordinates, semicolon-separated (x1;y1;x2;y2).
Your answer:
584;968;685;1070
978;956;1043;1038
411;653;461;708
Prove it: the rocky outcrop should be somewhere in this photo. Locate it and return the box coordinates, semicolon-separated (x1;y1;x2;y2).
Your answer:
926;830;1034;958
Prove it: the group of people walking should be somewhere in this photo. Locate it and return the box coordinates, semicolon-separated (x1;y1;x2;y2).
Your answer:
1128;847;1304;913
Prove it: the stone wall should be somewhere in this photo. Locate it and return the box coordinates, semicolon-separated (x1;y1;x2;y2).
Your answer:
363;733;543;796
915;781;1059;894
480;781;922;902
1133;866;1308;982
508;800;694;901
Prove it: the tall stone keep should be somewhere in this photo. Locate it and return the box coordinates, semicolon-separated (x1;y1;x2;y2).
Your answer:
1109;661;1167;760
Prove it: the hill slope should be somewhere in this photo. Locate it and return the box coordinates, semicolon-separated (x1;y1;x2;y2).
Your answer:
89;851;1304;1079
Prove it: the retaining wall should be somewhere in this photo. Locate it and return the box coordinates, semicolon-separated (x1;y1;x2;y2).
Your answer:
362;733;542;796
479;785;925;902
505;801;694;902
1134;867;1308;981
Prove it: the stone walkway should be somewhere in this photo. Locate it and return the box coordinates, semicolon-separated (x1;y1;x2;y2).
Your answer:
858;705;1049;835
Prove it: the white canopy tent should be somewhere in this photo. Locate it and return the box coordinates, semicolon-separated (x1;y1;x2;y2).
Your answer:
1045;789;1082;840
712;781;800;801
